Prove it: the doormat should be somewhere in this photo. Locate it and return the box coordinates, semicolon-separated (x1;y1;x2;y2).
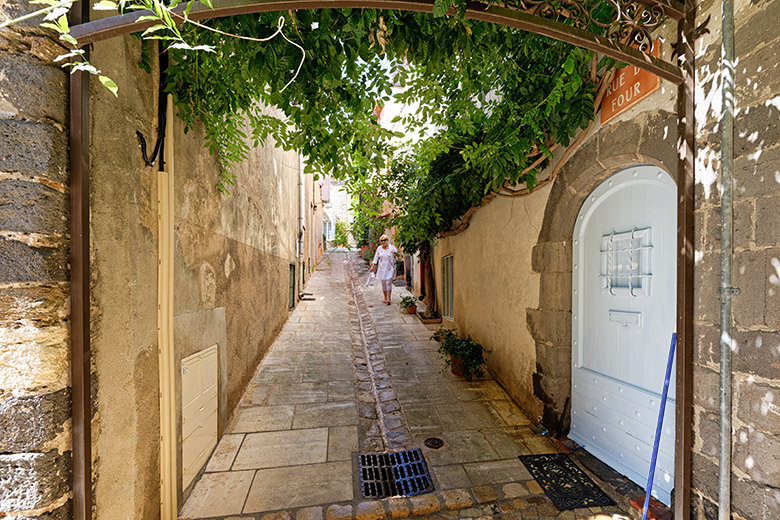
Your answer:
357;449;434;499
518;453;615;510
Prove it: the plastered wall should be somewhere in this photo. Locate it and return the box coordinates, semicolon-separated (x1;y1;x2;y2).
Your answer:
433;186;551;422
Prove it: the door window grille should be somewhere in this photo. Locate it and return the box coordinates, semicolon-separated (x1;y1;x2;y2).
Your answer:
599;228;653;297
442;255;454;319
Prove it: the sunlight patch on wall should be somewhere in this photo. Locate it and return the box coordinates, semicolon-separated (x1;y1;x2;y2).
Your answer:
695;146;719;200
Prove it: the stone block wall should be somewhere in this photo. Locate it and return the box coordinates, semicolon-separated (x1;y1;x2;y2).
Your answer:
0;4;73;519
530;108;679;431
691;0;780;518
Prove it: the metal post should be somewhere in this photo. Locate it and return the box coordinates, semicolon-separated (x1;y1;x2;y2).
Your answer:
674;0;696;516
719;0;736;515
68;1;92;518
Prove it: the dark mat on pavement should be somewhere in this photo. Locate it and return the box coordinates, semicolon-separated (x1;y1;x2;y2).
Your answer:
519;453;615;510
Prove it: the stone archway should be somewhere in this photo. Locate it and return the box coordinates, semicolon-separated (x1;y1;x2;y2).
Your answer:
527;110;679;431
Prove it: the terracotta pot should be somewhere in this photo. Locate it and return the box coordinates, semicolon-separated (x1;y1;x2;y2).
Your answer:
450;355;464;376
406;306;417;314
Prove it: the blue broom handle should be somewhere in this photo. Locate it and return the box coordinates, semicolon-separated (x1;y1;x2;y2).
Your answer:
643;332;677;520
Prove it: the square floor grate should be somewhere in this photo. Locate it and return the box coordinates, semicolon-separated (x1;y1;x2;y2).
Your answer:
357;449;434;498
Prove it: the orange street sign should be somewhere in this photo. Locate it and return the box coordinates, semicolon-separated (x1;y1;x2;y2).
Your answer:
601;41;661;124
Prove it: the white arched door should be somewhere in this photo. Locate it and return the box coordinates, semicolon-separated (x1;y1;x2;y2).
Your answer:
570;165;677;505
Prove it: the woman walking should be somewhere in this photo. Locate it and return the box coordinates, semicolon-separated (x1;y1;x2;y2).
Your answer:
370;234;399;305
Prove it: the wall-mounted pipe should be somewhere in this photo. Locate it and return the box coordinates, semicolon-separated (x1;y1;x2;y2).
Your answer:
298;154;305;259
719;0;736;516
158;92;177;520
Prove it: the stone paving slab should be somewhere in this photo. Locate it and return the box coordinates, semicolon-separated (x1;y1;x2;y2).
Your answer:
179;470;255;518
243;461;354;513
232;428;329;470
229;405;295;433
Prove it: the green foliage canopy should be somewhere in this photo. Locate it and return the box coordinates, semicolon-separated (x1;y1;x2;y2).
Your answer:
163;6;614;196
8;0;619;246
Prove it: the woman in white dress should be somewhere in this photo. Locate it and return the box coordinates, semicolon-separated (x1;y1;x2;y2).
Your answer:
370;234;399;305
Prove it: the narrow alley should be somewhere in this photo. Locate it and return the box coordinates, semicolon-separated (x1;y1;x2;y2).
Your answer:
178;252;629;520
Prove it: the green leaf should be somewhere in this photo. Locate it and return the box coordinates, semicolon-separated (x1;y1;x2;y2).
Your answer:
54;49;85;62
141;24;168;36
98;75;119;96
93;1;118;10
59;33;78;46
40;22;63;32
56;14;69;32
432;0;453;18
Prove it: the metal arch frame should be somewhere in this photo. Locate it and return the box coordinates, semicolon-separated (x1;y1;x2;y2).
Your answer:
71;0;684;82
68;0;696;518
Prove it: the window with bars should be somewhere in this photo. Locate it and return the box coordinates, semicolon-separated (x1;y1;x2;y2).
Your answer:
442;255;454;319
599;227;653;297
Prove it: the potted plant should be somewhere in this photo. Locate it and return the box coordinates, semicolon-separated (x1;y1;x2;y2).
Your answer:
398;295;418;314
431;326;456;343
437;332;490;380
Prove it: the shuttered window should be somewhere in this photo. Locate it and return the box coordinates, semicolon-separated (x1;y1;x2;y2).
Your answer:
442;255;454;320
289;263;296;309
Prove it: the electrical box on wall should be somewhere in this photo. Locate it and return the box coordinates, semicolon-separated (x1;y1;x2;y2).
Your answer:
181;344;218;489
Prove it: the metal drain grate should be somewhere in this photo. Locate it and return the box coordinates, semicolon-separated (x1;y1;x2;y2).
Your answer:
357;449;434;498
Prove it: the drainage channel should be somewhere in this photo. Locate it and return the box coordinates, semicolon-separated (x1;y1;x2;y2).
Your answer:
345;253;435;499
345;253;414;452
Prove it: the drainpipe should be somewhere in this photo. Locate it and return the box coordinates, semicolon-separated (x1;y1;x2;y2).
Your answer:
719;0;736;516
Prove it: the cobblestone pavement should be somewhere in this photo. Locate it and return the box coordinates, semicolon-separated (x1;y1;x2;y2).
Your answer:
179;251;630;520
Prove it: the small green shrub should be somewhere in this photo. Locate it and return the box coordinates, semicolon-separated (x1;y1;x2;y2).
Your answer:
334;221;349;246
437;331;490;380
362;248;375;262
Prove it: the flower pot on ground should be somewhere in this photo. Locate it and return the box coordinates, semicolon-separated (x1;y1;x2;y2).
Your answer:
398;295;418;314
449;355;464;376
437;331;490;381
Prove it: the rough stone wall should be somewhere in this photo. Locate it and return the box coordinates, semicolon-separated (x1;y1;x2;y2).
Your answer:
691;0;780;518
0;3;73;519
529;104;679;430
173;102;301;418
